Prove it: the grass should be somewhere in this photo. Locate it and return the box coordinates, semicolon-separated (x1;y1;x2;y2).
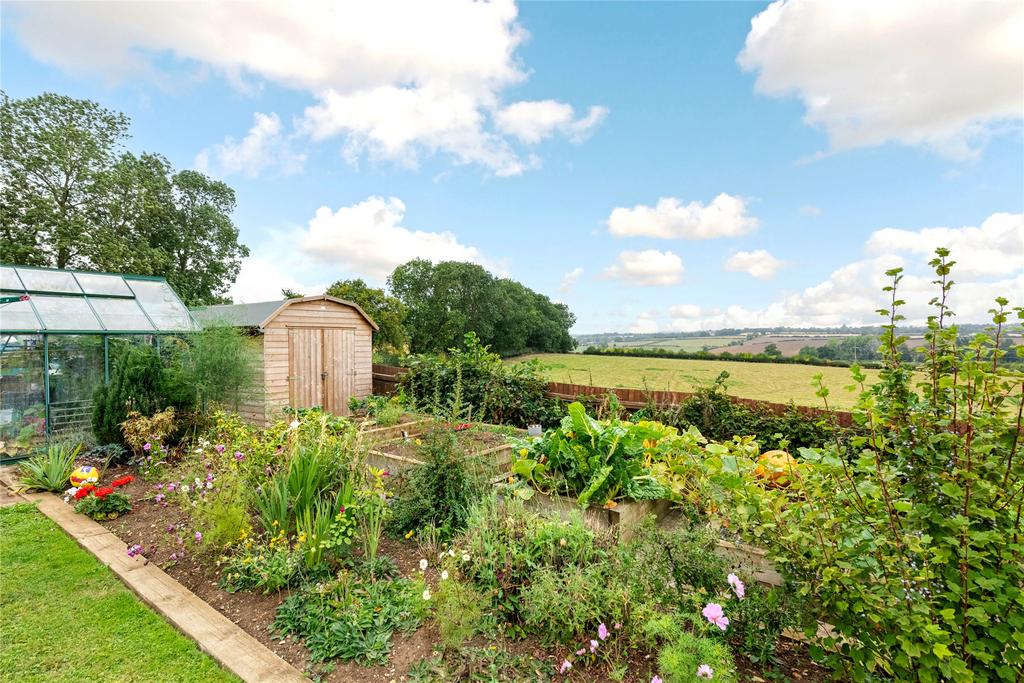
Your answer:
512;353;880;409
0;503;238;683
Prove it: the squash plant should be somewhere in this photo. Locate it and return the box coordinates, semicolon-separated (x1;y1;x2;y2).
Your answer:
511;401;677;506
702;250;1024;681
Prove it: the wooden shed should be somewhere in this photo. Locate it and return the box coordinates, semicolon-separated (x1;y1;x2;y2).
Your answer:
194;295;377;425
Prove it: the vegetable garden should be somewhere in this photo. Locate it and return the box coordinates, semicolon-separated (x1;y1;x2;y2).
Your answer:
9;251;1024;682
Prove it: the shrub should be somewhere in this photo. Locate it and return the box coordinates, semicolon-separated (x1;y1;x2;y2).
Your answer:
434;577;491;649
388;427;486;541
74;489;131;520
712;251;1024;681
120;408;176;455
18;443;80;491
656;632;737;683
401;332;560;427
520;563;629;645
271;572;428;666
218;530;303;594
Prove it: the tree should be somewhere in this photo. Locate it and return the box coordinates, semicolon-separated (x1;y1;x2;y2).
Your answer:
388;259;575;356
763;342;782;357
1;92;248;304
1;91;129;268
281;288;303;299
325;278;408;353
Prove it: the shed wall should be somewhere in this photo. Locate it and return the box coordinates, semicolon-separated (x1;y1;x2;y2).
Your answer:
261;299;373;423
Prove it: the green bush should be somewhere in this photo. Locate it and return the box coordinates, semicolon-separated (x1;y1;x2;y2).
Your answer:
92;344;179;445
711;251;1024;681
434;577;491;649
401;332;560;427
387;426;486;541
218;531;303;594
520;563;629;645
74;490;131;520
656;631;737;683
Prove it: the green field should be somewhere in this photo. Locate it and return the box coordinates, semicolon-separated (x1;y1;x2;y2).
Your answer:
600;335;745;352
512;353;877;409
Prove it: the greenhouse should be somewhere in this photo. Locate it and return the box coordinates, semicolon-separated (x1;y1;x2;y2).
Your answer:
0;264;198;448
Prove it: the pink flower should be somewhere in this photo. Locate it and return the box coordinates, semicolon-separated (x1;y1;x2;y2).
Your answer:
614;622;622;630
652;677;664;683
589;639;598;653
154;493;164;503
697;664;714;679
215;444;225;454
126;544;143;558
194;531;203;543
234;451;245;462
702;603;730;631
143;442;151;451
728;573;745;599
166;482;176;492
169;552;177;561
598;622;609;640
559;659;572;674
575;648;585;656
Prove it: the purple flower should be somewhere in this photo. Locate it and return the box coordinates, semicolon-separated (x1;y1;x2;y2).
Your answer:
652;677;664;683
206;472;214;482
728;573;746;599
166;482;176;492
169;552;177;561
166;524;175;532
143;442;151;452
589;639;598;653
155;483;164;490
154;493;165;503
559;659;572;674
598;622;609;640
215;444;225;454
194;531;203;543
234;451;245;462
127;544;143;558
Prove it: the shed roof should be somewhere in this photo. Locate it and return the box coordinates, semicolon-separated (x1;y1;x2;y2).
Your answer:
193;295;378;331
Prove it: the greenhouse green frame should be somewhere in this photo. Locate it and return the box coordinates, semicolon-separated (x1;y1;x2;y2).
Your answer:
0;263;199;439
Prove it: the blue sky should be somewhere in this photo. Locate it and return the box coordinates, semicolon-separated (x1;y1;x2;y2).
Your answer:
3;1;1022;333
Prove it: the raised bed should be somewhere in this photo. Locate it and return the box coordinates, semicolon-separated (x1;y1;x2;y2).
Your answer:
365;426;519;475
359;414;433;443
519;490;673;539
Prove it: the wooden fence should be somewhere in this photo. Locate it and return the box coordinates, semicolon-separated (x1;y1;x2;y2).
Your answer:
372;364;853;427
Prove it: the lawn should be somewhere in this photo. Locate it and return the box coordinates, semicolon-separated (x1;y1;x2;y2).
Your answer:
512;353;877;409
0;503;238;683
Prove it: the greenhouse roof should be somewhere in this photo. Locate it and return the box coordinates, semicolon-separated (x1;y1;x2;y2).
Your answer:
0;264;198;334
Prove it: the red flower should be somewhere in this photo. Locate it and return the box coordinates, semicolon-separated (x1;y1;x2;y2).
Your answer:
94;487;115;499
454;423;472;431
74;486;94;500
111;475;134;488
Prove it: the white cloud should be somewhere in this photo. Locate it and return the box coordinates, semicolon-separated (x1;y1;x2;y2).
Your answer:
607;193;759;239
602;250;684;286
800;205;822;216
738;0;1024;160
495;101;608;144
724;249;787;280
669;304;702;318
297;196;484;280
228;256;327;303
7;0;605;176
865;212;1023;278
560;267;584;293
667;212;1024;331
195;112;305;177
629;312;659;334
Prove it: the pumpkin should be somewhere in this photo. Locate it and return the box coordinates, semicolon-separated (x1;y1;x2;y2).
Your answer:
754;450;799;485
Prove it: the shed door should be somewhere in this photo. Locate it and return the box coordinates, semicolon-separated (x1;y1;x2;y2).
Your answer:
323;328;355;416
288;328;322;410
288;327;355;416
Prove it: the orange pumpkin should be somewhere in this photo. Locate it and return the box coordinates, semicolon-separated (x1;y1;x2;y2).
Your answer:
754;450;799;485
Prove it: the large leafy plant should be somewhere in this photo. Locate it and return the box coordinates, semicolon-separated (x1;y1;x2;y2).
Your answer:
512;401;673;506
706;250;1024;681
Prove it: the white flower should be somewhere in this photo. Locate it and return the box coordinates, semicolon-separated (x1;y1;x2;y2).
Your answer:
205;481;213;489
181;485;190;494
448;548;455;557
419;558;428;571
462;553;470;562
194;477;202;487
289;420;300;430
422;589;432;601
440;570;449;581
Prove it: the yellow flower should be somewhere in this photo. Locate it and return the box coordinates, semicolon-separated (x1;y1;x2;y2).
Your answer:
297;533;307;543
404;530;415;540
519;448;529;457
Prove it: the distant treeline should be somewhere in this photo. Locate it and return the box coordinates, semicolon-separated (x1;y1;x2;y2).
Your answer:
580;345;883;369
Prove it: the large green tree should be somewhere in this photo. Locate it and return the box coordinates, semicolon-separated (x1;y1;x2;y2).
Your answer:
388;259;575;356
325;278;408;353
1;92;248;305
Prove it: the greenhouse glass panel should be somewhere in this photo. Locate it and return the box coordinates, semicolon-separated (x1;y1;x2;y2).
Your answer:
0;334;46;447
90;297;155;332
0;266;24;291
74;272;133;297
0;299;41;332
127;279;196;330
48;335;104;433
30;295;103;331
16;267;83;294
